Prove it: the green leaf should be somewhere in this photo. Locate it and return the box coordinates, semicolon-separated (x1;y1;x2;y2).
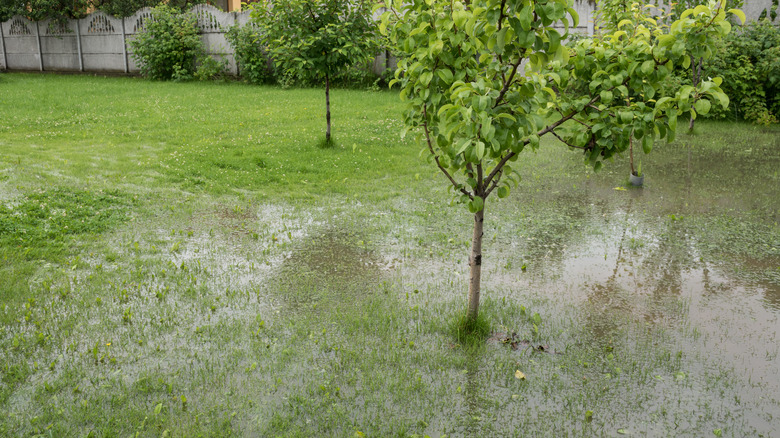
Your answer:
469;196;484;213
436;69;453;84
641;60;654;76
728;8;746;25
694;99;711;115
453;10;469;29
476;141;486;160
600;90;614;104
567;7;579;27
496;27;508;52
642;135;653;154
430;40;444;56
518;5;533;31
456;138;471;155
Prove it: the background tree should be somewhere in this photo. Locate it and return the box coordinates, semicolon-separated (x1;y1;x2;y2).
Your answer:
94;0;208;19
0;0;92;22
382;0;740;324
249;0;379;144
598;0;744;131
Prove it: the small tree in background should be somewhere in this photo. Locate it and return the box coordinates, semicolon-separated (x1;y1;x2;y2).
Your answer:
249;0;379;144
597;0;744;131
382;0;740;324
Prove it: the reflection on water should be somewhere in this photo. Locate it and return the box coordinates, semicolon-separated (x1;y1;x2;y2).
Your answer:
381;131;779;435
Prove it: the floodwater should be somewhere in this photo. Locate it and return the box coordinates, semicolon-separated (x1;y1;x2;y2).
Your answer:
265;133;780;435
4;127;776;436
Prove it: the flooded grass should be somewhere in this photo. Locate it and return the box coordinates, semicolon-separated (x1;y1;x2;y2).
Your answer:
0;74;779;436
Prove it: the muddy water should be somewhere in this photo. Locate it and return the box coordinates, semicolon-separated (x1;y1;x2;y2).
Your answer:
216;130;779;435
359;134;780;435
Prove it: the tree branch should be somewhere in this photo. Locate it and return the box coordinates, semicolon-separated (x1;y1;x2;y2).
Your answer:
551;130;586;149
485;87;610;187
493;57;523;108
422;105;472;199
484;167;503;197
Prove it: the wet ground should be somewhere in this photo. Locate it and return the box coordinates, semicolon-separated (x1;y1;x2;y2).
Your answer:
1;122;778;436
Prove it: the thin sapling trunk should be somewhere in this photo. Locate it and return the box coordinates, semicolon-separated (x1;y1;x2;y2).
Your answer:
325;72;331;142
467;207;485;320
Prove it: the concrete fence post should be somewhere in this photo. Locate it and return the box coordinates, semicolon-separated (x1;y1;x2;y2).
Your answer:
76;19;84;72
35;21;43;71
121;19;128;73
0;22;7;70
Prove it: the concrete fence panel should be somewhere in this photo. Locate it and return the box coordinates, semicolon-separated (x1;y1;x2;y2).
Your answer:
3;16;41;71
38;19;80;71
79;12;127;72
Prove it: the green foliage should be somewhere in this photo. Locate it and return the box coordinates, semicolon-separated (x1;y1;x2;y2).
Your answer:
248;0;379;84
0;0;91;22
128;5;204;81
705;19;780;124
94;0;161;18
225;24;275;84
194;55;228;81
94;0;208;18
382;0;735;211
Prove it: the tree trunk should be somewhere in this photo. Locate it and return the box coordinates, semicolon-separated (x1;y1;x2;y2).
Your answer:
325;73;331;142
466;207;485;321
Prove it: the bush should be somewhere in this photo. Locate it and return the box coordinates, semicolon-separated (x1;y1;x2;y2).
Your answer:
224;24;274;84
707;20;780;124
129;5;204;80
194;55;229;82
662;19;780;125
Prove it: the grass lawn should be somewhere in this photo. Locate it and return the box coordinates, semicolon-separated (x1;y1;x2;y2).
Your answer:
1;73;779;437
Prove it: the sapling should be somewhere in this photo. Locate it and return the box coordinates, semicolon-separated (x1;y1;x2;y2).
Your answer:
381;0;741;323
250;0;379;143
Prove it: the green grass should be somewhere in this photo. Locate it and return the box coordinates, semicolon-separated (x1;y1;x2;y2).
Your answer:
0;73;779;437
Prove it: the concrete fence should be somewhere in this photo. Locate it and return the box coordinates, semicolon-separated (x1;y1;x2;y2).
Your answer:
0;1;774;76
0;5;248;74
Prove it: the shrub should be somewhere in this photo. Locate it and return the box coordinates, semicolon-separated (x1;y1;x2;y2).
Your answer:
129;5;204;81
706;20;780;124
661;19;780;125
194;55;229;81
224;24;274;84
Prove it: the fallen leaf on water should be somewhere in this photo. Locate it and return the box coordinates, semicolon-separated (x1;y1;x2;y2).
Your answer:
515;370;526;380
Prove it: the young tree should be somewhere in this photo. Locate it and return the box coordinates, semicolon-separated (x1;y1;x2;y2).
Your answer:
381;0;742;323
598;0;744;131
250;0;379;143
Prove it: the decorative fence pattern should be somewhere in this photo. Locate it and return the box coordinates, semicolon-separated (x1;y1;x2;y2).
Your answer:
0;5;245;74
